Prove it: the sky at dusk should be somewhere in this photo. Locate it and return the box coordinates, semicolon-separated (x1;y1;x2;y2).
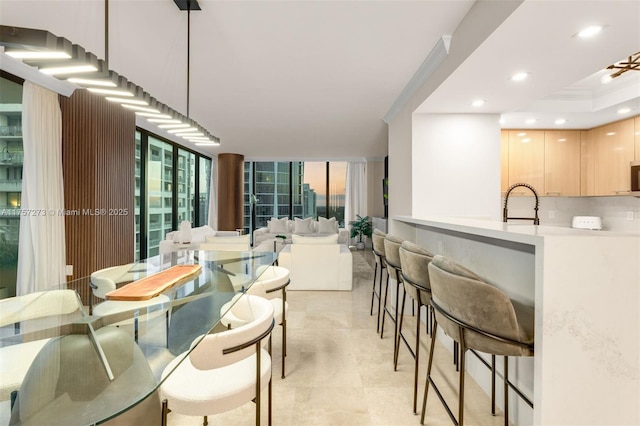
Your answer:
303;162;347;198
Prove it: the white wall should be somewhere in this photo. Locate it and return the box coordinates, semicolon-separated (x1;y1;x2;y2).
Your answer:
386;0;523;236
412;113;501;219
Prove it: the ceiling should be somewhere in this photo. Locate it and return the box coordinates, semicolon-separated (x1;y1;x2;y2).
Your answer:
416;0;640;130
1;1;639;159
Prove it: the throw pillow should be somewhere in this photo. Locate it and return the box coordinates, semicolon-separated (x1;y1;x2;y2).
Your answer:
294;217;314;234
317;216;338;233
292;234;339;244
267;217;289;234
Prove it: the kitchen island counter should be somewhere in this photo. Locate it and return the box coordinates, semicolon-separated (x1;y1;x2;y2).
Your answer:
395;215;639;426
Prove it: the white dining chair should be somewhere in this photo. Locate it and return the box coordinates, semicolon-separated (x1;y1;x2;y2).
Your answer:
160;294;275;426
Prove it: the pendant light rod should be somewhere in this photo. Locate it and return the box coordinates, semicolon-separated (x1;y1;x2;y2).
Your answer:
104;0;109;66
187;3;190;119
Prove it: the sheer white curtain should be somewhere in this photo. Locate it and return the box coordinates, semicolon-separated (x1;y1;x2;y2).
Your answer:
16;82;66;295
345;161;367;240
208;155;218;229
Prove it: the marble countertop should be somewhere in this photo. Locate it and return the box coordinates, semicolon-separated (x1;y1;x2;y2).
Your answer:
395;215;638;245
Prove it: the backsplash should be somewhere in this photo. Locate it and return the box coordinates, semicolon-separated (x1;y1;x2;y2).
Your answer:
502;196;640;233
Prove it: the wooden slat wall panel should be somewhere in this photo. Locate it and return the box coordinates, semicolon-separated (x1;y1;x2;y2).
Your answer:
60;90;135;304
217;153;244;231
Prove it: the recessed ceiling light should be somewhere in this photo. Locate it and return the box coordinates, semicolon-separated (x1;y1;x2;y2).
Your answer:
525;118;536;125
195;142;220;146
617;108;631;114
517;132;527;137
511;72;529;82
555;118;567;125
471;99;485;107
498;118;506;125
558;138;567;142
606;132;616;136
179;132;205;138
522;138;531;143
577;25;603;38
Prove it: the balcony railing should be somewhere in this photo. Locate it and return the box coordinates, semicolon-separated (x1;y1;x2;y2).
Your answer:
0;126;22;137
0;152;24;165
0;180;22;192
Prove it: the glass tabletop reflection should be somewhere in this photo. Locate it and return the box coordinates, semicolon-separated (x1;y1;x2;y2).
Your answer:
0;248;277;425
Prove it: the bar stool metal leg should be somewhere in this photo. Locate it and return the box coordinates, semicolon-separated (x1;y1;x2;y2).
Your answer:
370;260;379;316
393;291;407;370
380;272;390;337
413;304;421;414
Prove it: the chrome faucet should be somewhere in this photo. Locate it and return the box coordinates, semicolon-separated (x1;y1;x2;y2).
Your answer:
503;183;540;225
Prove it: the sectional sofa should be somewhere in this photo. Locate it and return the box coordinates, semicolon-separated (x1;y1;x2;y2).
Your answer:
252;217;349;246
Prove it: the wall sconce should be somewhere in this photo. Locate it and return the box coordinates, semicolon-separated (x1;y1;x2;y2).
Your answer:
0;24;220;146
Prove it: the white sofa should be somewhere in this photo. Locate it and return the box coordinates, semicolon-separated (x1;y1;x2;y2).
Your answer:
160;225;240;254
277;234;352;291
253;217;349;246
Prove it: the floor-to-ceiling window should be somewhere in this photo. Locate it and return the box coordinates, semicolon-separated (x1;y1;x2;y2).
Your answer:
0;74;23;298
146;137;173;258
199;157;211;226
135;129;212;260
177;148;196;225
243;161;347;237
328;162;347;226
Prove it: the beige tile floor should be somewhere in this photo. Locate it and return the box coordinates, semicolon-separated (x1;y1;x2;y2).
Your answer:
167;248;508;426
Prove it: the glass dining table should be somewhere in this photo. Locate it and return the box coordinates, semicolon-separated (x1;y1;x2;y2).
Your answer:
0;248;278;426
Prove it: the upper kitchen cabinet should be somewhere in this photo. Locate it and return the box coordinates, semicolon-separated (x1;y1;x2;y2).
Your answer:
589;118;635;196
544;130;581;196
500;130;509;195
507;130;545;196
635;116;640;161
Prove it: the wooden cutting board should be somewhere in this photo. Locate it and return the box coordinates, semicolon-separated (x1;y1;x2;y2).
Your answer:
105;264;202;301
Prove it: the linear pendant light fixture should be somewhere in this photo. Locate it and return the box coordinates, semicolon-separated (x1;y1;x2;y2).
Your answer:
0;17;220;146
173;0;219;146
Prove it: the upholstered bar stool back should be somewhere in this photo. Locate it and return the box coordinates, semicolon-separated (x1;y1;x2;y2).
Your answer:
371;229;388;332
421;255;534;426
380;235;404;341
397;241;434;414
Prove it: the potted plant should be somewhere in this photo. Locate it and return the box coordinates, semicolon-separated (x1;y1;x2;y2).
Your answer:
349;214;372;250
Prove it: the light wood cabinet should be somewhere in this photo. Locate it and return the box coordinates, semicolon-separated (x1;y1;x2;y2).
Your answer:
589;119;635;196
580;130;594;195
507;130;545;196
500;130;509;195
502;116;638;197
544;130;581;196
635;116;640;161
